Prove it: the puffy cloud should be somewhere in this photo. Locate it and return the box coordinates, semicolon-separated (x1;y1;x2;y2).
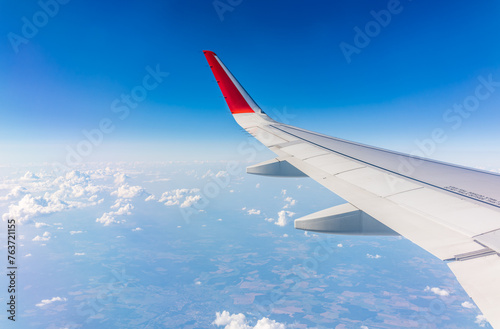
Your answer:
180;195;201;208
366;254;382;259
21;171;39;181
96;213;119;226
275;210;294;227
113;173;129;184
132;227;142;231
145;195;156;202
461;301;476;309
70;231;83;235
247;209;261;215
3;194;67;224
25;253;32;257
74;253;85;256
33;232;51;242
159;188;201;207
0;186;28;201
35;222;49;228
283;196;296;209
96;203;133;226
265;210;295;227
424;286;449;297
1;169;110;224
475;315;488;327
36;297;67;308
337;243;343;248
255;183;260;188
213;311;286;329
111;184;146;199
114;203;134;215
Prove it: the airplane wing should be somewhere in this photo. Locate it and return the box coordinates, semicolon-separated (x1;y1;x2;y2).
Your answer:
203;50;500;328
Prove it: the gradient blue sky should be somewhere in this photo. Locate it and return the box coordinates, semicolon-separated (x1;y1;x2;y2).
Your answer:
1;0;500;167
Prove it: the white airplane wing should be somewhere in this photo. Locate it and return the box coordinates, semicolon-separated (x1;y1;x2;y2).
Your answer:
203;50;500;328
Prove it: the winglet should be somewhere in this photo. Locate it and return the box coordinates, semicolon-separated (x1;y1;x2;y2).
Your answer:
203;50;261;114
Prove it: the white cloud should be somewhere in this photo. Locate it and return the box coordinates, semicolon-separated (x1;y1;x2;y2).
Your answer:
113;173;129;184
275;210;295;227
282;234;288;238
74;252;85;256
337;243;343;248
33;231;51;242
35;297;67;308
1;169;111;224
424;286;449;297
96;203;134;226
218;218;223;221
25;253;32;257
21;171;39;181
4;194;68;224
0;186;28;201
461;301;476;309
360;326;369;329
159;188;201;207
70;231;83;235
283;196;296;209
366;254;381;259
111;184;145;199
35;222;49;228
247;209;261;215
475;315;488;327
213;311;286;329
281;189;287;196
132;227;142;231
180;195;201;208
255;183;260;188
145;194;156;201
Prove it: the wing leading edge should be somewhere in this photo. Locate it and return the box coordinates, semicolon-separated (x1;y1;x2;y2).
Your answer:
203;50;500;328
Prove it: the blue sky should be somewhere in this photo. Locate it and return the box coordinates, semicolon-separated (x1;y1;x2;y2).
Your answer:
1;0;500;167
